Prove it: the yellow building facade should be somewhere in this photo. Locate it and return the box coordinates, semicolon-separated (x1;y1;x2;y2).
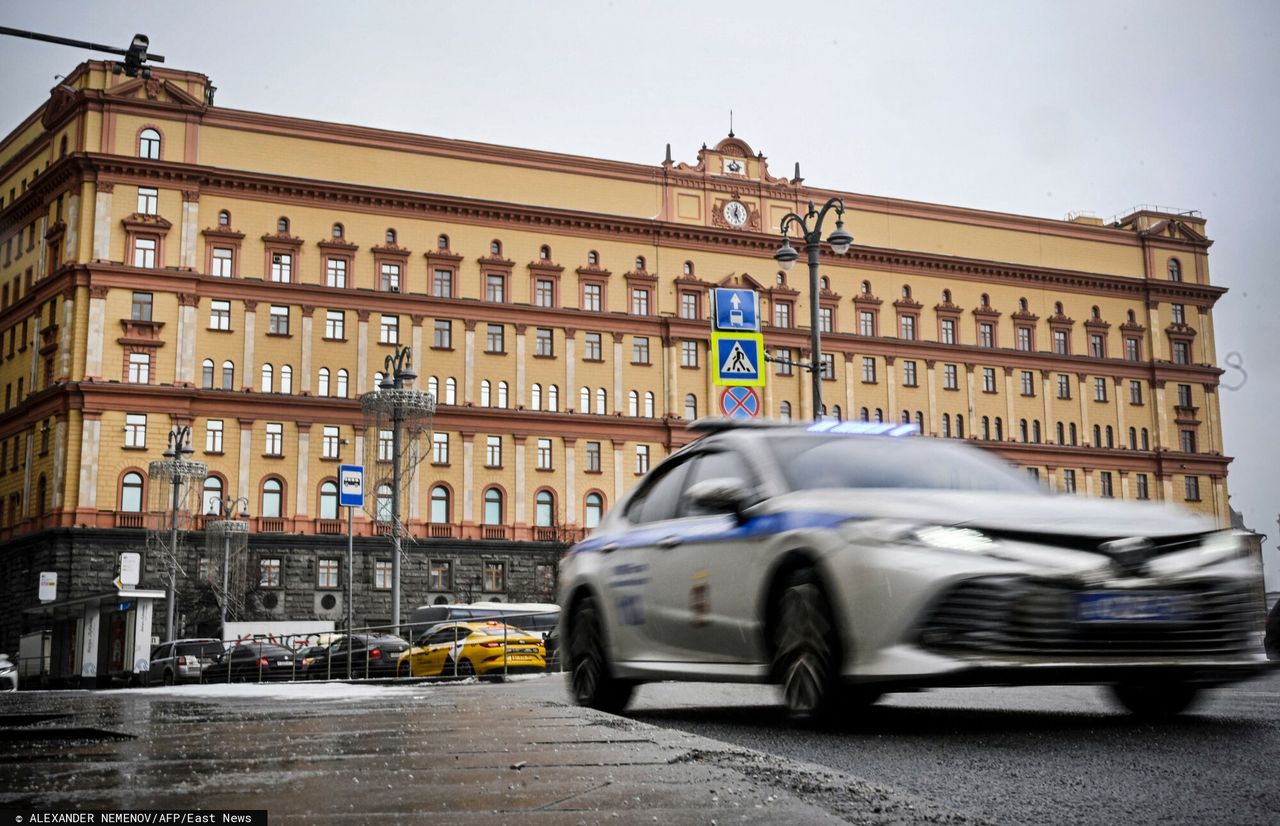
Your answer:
0;62;1232;644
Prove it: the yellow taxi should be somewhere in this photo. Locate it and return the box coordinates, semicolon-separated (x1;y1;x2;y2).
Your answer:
396;621;545;678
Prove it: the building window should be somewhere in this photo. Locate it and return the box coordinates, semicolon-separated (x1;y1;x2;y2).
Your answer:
644;391;654;417
780;401;792;421
1168;259;1182;282
138;128;160;159
270;252;292;283
1171;303;1186;325
819;306;833;333
323;310;345;340
120;471;144;512
265;423;283;456
380;315;399;344
899;315;916;340
260;363;274;392
583;283;603;312
206;420;224;450
222;360;235;390
684;393;698;420
316;481;338;520
268;305;290;335
1180;430;1197;453
630;390;641;416
424;431;446;466
536;438;553;470
775;301;792;328
334;369;348;398
132;237;157;268
903;360;918;387
631;288;649;316
202;359;215;388
1057;375;1071;399
124;413;147;448
680;292;699;320
1016;327;1032;351
1184;476;1201;501
1094;377;1108;402
376;428;394;462
1136;474;1149;500
375;484;393;523
429;560;452;590
532;327;552;358
1125;338;1140;361
430;485;451;524
585;441;601;473
583;332;602;361
486;436;502;468
1129;380;1143;405
774;348;793;376
218;210;231;227
636;444;650;474
862;357;877;383
632;336;650;364
1089;334;1105;358
1063;469;1077;494
584;492;604;529
317;559;339;589
478;273;503;303
533;490;555;527
483;490;504;526
209;300;231;331
137;186;158;215
940;318;956;344
1053;330;1069;355
259;558;282;588
432;268;453;298
211;247;233;277
858;310;876;337
484;560;505;591
375;560;393;590
1172;341;1190;365
681;341;698;368
261;478;283;518
325;258;347;288
978;322;994;348
485;324;504;353
321;426;340;459
127;352;150;384
380;263;401;292
1021;371;1035;396
943;364;957;390
982;367;996;393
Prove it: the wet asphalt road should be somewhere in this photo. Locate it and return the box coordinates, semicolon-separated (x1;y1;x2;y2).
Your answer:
521;671;1280;826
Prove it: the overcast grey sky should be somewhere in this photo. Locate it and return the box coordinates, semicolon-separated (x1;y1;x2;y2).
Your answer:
3;1;1277;583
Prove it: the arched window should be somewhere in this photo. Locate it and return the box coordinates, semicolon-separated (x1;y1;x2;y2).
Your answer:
497;381;509;409
635;255;646;270
336;369;349;398
1093;424;1102;446
120;471;145;513
222;360;235;390
319;480;339;520
643;391;655;418
1056;422;1066;444
861;280;871;294
1069;423;1077;446
373;371;384;389
579;386;590;412
1129;427;1138;449
539;245;551;260
916;411;925;429
445;377;457;405
59;135;68;157
331;223;344;239
1020;419;1029;442
683;261;694;276
480;380;492;407
1032;420;1042;443
982;416;991;440
427;376;439;400
202;476;223;515
777;272;786;285
780;401;792;421
317;367;330;397
36;475;47;516
595;388;606;415
584;493;604;529
437;234;449;249
276;217;289;234
820;276;830;290
1127;309;1137;323
628;391;639;417
531;383;543;411
860;407;869;421
587;250;600;266
489;239;502;256
260;363;273;393
202;359;214;389
995;417;1004;441
279;364;292;394
1054;301;1064;315
685;394;698;420
901;410;910;424
980;293;990;308
1141;428;1150;450
430;485;450;523
833;405;842;421
1105;425;1114;448
375;484;393;523
1168;259;1182;282
547;384;559;412
942;289;952;303
138;128;160;159
218;210;231;227
902;284;912;299
1091;305;1101;319
385;228;397;245
1019;297;1029;312
875;408;883;422
483;488;503;525
942;414;952;438
535;490;554;527
261;478;283;518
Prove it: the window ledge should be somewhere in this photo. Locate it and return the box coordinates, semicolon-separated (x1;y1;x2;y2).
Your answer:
322;337;348;343
532;354;556;360
484;350;507;356
207;327;233;334
431;346;454;352
319;456;341;463
582;358;605;364
262;453;285;459
535;467;554;473
122;445;147;451
204;451;225;457
265;332;292;339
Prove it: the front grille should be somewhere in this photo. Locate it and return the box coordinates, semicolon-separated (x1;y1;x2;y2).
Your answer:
918;576;1256;657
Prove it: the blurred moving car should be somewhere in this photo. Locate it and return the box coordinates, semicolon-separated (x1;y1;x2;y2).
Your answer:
560;420;1271;721
0;653;16;691
397;621;545;678
201;643;296;682
306;634;409;679
147;639;224;686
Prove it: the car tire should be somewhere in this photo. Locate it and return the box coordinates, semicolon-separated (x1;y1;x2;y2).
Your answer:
567;593;634;713
398;661;411;679
162;670;174;687
773;568;842;721
458;658;476;678
1110;682;1200;719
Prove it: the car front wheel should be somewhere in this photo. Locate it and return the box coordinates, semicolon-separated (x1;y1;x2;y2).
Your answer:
773;568;842;721
1109;682;1200;719
397;661;411;679
567;593;634;713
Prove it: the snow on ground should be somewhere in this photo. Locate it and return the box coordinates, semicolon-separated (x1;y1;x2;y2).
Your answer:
113;672;552;700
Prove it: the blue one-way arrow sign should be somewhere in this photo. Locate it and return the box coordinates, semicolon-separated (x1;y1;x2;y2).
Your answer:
713;288;759;332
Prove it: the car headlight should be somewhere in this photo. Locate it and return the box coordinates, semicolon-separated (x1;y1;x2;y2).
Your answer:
1146;530;1247;576
911;526;997;554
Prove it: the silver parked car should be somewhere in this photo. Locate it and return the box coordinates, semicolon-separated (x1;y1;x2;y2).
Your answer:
148;639;224;685
559;420;1269;721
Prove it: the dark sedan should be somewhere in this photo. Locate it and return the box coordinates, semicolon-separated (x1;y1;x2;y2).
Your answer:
306;634;409;679
202;643;296;683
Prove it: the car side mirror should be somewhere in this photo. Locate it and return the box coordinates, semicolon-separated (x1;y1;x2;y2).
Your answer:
687;477;752;521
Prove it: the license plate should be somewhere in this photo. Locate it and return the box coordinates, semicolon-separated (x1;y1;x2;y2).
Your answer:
1077;591;1189;622
509;647;538;654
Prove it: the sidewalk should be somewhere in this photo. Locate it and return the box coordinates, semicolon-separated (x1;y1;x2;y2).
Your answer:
0;676;983;824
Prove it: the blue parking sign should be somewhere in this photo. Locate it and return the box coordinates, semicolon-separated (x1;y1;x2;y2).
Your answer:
712;288;759;332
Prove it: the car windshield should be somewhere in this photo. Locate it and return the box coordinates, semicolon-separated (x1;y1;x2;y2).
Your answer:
768;435;1042;494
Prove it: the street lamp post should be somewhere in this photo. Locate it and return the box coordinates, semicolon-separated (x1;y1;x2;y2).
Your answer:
155;426;205;641
380;346;415;633
212;496;250;637
772;199;855;421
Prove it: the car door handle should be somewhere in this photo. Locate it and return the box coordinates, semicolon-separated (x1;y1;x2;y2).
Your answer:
599;542;618;554
657;535;682;549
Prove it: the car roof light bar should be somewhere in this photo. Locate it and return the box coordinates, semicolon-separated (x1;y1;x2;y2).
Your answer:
808;421;921;437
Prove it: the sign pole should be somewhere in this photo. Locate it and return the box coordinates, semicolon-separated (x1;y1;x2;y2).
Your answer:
338;464;364;680
347;504;353;679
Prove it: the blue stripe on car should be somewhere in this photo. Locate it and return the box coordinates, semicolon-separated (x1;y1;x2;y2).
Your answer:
572;510;852;555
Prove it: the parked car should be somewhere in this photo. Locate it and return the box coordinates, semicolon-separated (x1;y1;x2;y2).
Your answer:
148;639;224;686
543;625;561;673
397;621;545;678
559;419;1270;721
306;634;409;679
202;643;296;683
407;602;559;644
296;644;330;678
0;653;16;691
1265;600;1280;660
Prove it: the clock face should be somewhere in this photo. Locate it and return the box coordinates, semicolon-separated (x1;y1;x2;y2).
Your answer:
723;201;748;228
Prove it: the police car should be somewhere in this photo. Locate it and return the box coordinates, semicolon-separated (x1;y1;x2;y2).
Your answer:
558;419;1269;720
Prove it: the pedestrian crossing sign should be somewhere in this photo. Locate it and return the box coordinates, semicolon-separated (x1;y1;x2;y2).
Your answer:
711;332;766;387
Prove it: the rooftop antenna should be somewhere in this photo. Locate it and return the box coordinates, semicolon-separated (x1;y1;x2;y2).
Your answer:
729;109;734;138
